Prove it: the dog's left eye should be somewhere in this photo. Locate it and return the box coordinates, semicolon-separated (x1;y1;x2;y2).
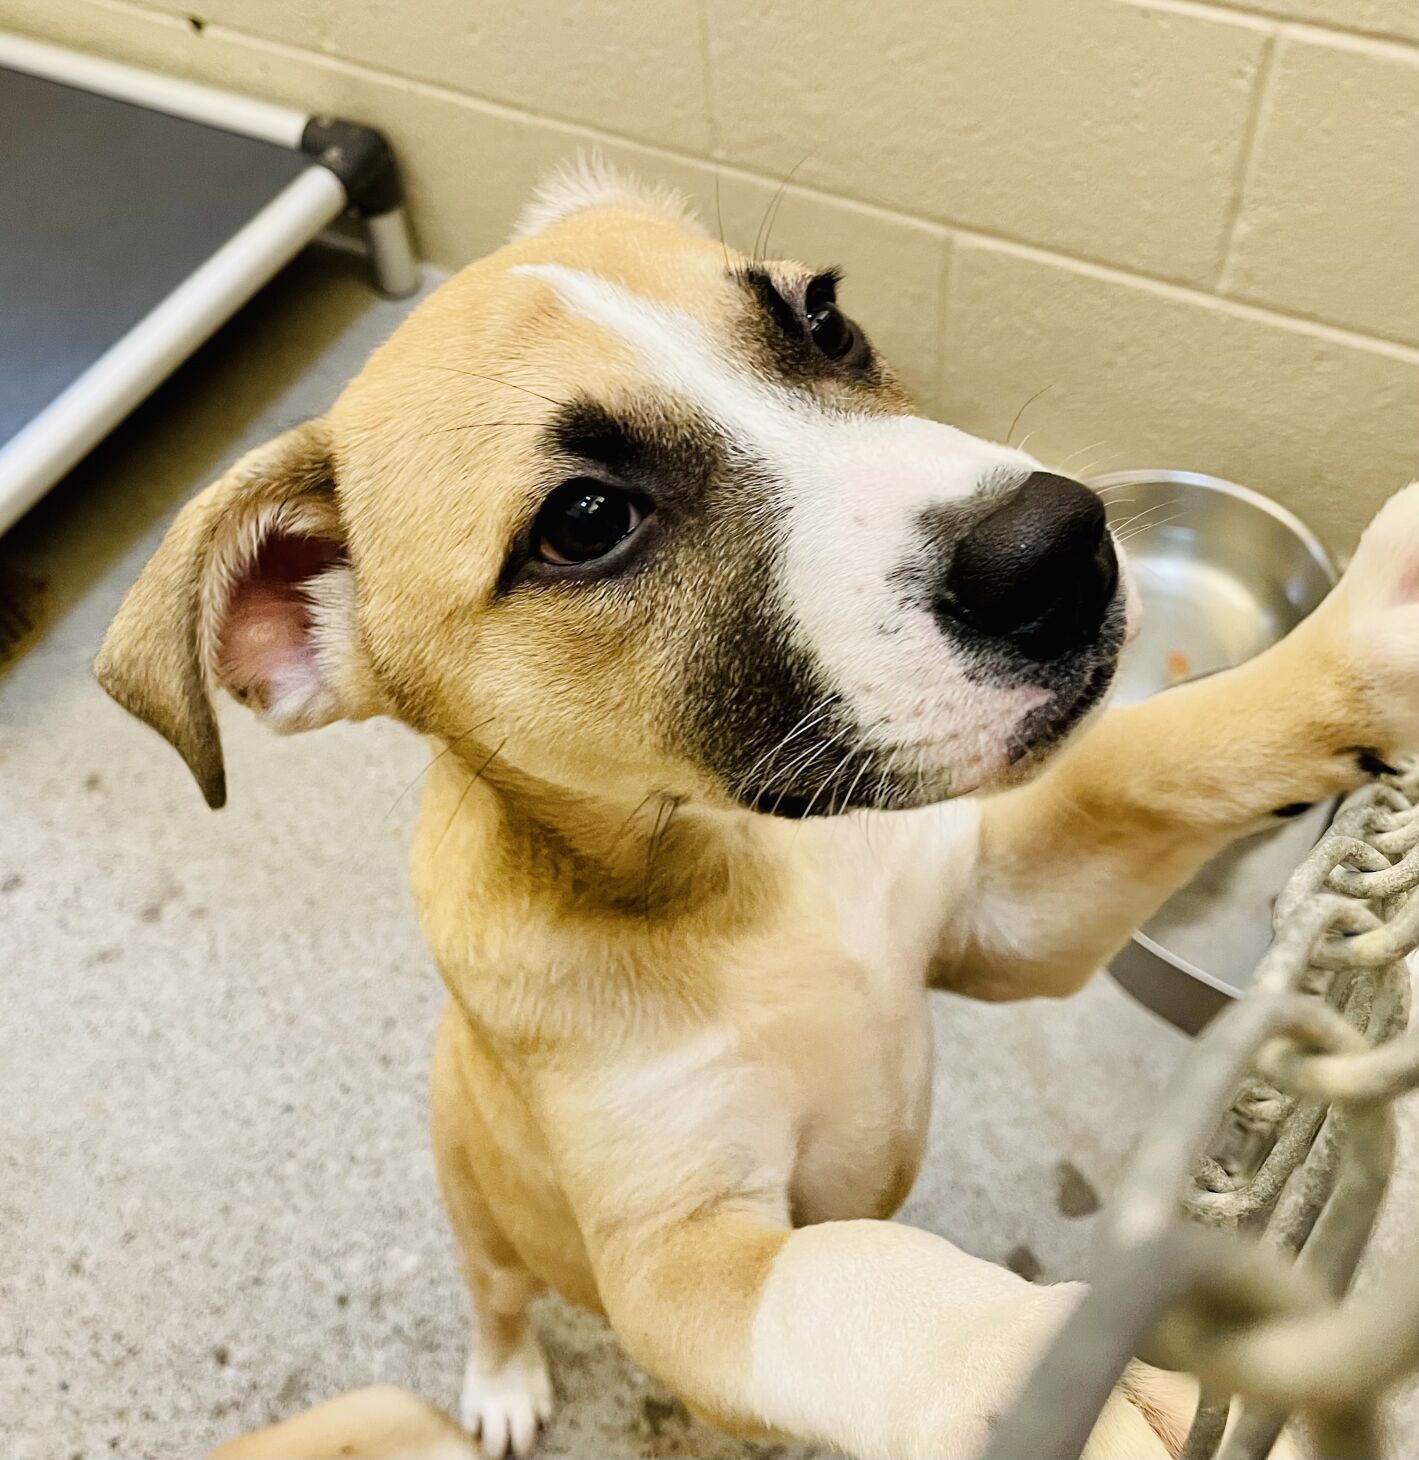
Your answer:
534;479;645;565
807;304;856;361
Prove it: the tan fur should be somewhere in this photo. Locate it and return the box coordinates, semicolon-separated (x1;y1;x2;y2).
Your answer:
92;420;388;807
208;1384;480;1459
95;166;1394;1460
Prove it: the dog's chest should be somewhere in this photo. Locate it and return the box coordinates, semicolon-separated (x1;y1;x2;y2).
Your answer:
753;805;976;1223
776;960;935;1224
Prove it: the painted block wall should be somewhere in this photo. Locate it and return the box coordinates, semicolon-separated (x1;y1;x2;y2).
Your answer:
4;0;1415;548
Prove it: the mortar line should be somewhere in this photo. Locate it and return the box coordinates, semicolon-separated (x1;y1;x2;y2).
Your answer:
1127;0;1419;53
690;0;722;162
25;0;1419;365
933;232;959;419
1213;27;1281;293
945;230;1419;363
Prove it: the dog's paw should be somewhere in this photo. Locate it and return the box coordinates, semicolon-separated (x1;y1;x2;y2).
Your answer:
1076;1361;1196;1459
459;1330;554;1460
1340;480;1419;609
1084;1361;1299;1460
1325;480;1419;751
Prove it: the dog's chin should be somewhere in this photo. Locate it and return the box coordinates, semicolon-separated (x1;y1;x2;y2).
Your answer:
999;654;1118;775
953;656;1116;798
752;660;1119;820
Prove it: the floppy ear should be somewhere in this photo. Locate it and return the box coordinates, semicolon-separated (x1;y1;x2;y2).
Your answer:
94;420;379;809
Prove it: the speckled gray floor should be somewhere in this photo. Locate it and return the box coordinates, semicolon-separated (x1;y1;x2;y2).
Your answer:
3;248;1417;1460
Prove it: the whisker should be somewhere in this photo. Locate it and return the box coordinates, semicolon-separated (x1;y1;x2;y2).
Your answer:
800;743;859;821
735;695;839;800
643;795;680;922
1108;499;1179;538
1073;450;1126;482
385;716;499;819
769;723;854;815
1125;500;1182;531
755;147;816;263
432;738;507;856
913;742;929;809
417;419;546;438
610;791;659;845
776;720;851;784
872;762;894;816
760;173;802;262
419;365;563;408
712;168;730;271
1117;512;1182;545
1007;382;1057;448
1058;438;1110;470
838;748;875;816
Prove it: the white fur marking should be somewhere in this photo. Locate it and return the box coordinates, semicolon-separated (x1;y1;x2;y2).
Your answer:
511;153;704;242
460;1327;553;1459
514;264;1066;792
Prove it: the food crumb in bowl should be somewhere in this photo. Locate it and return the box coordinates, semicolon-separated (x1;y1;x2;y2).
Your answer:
1166;650;1191;684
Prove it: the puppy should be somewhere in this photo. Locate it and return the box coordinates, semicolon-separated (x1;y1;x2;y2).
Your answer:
97;159;1419;1459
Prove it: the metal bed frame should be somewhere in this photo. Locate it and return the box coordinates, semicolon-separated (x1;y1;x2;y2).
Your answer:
0;32;417;535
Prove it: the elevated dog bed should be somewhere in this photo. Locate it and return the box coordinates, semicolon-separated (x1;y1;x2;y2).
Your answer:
0;33;416;536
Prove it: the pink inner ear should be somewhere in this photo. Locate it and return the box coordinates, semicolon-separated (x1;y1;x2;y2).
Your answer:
217;534;345;708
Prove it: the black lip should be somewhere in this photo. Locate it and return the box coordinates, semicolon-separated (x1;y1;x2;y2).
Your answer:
1008;654;1117;764
753;789;815;819
750;774;889;819
748;614;1123;820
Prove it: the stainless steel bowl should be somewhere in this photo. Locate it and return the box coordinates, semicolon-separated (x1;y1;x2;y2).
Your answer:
1094;470;1337;1033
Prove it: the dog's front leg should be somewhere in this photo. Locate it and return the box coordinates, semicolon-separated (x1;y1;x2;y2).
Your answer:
542;1061;1195;1459
588;1207;1197;1458
936;480;1419;1002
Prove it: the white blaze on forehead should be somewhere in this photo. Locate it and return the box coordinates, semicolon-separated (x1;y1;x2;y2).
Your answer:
514;262;1043;767
514;262;805;453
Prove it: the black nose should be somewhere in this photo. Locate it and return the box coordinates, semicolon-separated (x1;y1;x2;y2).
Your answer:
941;471;1118;661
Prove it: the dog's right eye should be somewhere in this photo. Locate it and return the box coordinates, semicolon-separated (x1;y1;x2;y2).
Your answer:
534;479;646;566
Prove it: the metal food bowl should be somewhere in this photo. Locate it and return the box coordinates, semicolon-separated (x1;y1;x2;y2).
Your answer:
1095;470;1337;1033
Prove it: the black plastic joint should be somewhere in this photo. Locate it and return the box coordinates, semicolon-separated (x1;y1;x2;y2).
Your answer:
300;116;404;216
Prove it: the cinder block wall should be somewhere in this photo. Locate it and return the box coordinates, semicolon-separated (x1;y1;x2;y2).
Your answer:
5;0;1416;549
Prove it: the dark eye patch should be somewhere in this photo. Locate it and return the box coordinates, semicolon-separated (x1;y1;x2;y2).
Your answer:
496;396;728;593
733;264;876;385
549;399;648;475
738;265;843;341
740;266;801;340
804;267;842;314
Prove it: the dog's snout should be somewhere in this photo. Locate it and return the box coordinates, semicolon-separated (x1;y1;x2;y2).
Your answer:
940;471;1117;661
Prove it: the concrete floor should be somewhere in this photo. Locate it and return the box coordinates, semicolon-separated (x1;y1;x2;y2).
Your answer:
2;247;1417;1460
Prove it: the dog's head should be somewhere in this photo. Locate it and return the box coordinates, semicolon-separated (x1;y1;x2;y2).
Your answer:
97;159;1132;817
